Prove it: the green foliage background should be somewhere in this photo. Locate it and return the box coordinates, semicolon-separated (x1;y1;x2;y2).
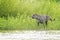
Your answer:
0;0;60;30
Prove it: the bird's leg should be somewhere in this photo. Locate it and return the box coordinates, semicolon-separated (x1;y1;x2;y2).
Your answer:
37;22;40;26
45;21;48;26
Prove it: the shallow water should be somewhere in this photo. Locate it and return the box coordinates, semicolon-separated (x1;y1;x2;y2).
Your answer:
0;30;60;40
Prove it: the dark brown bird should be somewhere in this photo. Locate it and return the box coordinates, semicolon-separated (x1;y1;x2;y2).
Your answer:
32;14;55;26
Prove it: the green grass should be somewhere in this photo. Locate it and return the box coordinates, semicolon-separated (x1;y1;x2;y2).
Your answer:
0;0;60;30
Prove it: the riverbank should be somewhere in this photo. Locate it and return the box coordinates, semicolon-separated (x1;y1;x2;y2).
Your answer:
0;30;60;40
